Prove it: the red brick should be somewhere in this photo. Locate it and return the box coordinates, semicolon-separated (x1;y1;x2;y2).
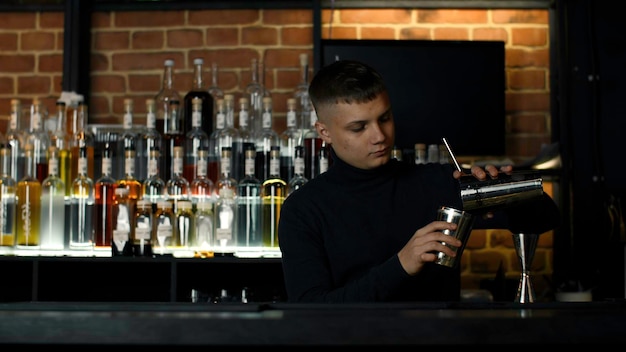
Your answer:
167;29;204;48
40;11;64;29
0;12;36;29
361;27;395;39
0;33;18;51
474;28;508;41
341;9;412;24
400;28;431;40
91;53;109;72
506;48;550;68
112;52;186;71
433;28;469;40
22;32;56;51
493;10;549;24
39;54;63;73
94;32;130;51
509;69;547;90
242;27;278;45
282;27;314;46
512;28;549;46
466;229;487;249
0;77;15;95
115;11;185;27
0;55;35;72
322;26;357;40
18;76;52;95
92;75;127;93
264;9;313;25
206;28;239;46
418;9;488;24
92;12;111;28
506;92;550;112
189;9;259;25
132;31;165;50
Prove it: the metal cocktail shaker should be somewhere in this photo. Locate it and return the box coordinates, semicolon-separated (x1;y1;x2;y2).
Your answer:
459;171;544;213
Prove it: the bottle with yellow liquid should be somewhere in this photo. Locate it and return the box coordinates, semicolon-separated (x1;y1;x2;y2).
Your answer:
261;146;286;249
16;144;41;250
0;146;17;249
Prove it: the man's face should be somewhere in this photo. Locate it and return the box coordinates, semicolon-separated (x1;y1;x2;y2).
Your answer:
315;92;395;170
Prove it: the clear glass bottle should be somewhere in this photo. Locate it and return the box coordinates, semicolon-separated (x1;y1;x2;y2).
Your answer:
111;187;133;256
137;98;162;183
70;102;95;181
236;145;262;248
255;96;279;182
183;97;209;183
40;145;66;251
208;62;225;121
175;199;194;250
133;199;153;257
115;98;138;181
153;200;176;255
261;146;286;249
50;100;72;199
142;147;166;210
15;144;41;250
216;146;238;195
116;147;142;213
233;97;255;186
414;143;427;165
391;145;404;162
0;146;16;249
208;98;225;184
6;99;25;182
218;94;242;181
154;59;181;138
280;98;302;182
294;53;311;139
93;143;116;250
25;98;51;184
190;147;214;208
166;145;190;213
214;187;236;255
193;201;213;257
69;145;95;251
303;101;323;180
245;58;264;137
184;57;214;138
287;145;308;196
319;140;331;175
161;99;184;182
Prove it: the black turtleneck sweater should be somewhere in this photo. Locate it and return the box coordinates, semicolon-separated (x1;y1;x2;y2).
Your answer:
278;149;463;303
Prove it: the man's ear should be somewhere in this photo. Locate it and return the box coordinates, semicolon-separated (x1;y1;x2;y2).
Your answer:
316;121;332;144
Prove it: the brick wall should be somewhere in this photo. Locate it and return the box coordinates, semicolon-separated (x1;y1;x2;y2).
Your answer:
0;7;554;300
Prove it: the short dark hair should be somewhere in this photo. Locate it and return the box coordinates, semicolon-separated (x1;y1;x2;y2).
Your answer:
308;60;387;113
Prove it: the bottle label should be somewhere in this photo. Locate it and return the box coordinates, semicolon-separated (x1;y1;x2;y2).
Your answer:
286;110;296;127
294;157;305;175
216;113;225;129
147;111;156;129
78;157;88;175
262;112;271;128
239;110;248;128
174;157;183;175
102;157;112;176
192;111;202;127
49;157;59;176
270;158;280;176
197;159;207;177
125;157;135;176
123;113;133;129
148;158;158;177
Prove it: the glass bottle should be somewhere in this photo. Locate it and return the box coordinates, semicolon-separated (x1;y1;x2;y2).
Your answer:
287;145;308;197
93;143;116;250
245;58;264;137
40;145;66;251
183;97;209;183
261;146;286;249
184;57;214;138
50;100;72;199
193;201;213;257
319;140;331;175
303;101;323;180
6;99;25;182
294;53;311;139
0;147;17;249
208;98;225;184
111;187;133;256
190;147;214;209
391;145;404;162
214;187;236;256
233;97;255;187
216;146;238;195
280;98;302;182
255;96;279;182
414;143;427;165
154;59;181;138
161;99;183;182
70;102;95;181
142;147;166;211
137;98;162;183
133;199;153;257
153;200;176;255
26;98;51;184
207;62;225;122
116;147;142;215
218;94;242;181
175;199;194;250
166;146;190;213
236;145;262;248
115;98;138;181
69;145;95;251
15;144;41;250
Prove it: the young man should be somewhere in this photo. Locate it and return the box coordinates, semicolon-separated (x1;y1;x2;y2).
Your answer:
278;59;512;303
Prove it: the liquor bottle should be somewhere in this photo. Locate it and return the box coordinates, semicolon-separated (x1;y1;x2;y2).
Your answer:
115;98;139;181
287;145;308;196
0;147;17;249
255;97;279;181
93;143;116;249
111;187;133;256
6;99;25;182
183;57;214;138
261;146;286;249
142;147;166;211
69;145;95;251
133;199;153;257
50;100;72;199
233;97;255;186
427;144;439;164
193;201;213;257
414;143;427;165
391;145;403;162
154;59;181;138
207;62;225;121
208;98;225;184
70;102;95;181
280;98;302;182
319;140;331;175
25;98;51;184
183;97;209;183
136;98;162;183
216;146;238;195
161;99;184;182
40;145;66;251
175;199;194;250
244;58;264;137
218;94;242;181
303;102;323;180
214;187;236;255
165;146;190;213
236;145;262;248
15;144;41;250
294;53;311;139
116;147;142;216
153;200;176;255
190;147;214;208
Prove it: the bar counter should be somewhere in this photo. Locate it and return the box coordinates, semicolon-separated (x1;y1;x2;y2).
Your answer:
0;300;625;347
